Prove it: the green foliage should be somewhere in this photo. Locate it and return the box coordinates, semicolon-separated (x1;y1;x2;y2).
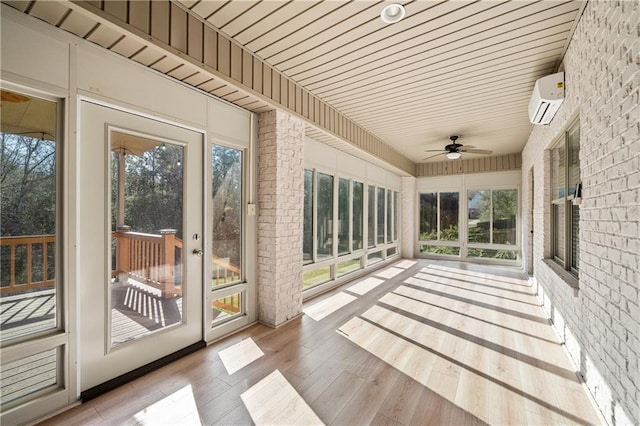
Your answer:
1;134;56;236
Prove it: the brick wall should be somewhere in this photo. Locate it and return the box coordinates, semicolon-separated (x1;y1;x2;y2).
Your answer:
257;109;305;327
521;1;639;424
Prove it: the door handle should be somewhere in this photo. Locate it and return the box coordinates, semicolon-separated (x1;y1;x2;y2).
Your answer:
193;249;203;257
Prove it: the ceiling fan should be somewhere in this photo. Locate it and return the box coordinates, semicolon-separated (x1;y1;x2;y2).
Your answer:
423;135;493;161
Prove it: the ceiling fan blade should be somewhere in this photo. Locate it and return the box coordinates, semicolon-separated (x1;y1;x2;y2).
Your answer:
424;149;446;152
460;148;493;155
422;152;446;161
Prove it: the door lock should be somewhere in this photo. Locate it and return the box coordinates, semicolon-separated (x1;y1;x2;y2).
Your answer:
193;249;203;257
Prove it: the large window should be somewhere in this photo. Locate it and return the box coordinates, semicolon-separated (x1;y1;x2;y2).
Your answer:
317;173;333;260
418;192;460;256
303;172;399;290
550;119;580;274
376;187;385;244
367;185;376;248
303;170;313;264
352;182;363;251
467;189;518;260
0;89;63;410
338;178;350;255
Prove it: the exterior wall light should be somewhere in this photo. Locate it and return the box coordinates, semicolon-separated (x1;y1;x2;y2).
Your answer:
380;4;406;24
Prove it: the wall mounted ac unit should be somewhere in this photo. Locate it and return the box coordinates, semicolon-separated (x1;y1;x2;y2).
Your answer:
528;72;565;125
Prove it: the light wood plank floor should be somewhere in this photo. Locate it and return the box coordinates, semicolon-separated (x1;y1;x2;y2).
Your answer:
40;259;603;425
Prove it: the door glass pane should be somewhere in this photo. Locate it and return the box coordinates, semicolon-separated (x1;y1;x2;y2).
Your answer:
1;90;58;342
386;190;392;243
317;173;333;260
440;192;459;241
212;292;243;326
303;170;314;264
468;190;490;244
492;189;517;245
211;144;242;288
352;182;363;251
367;185;375;248
419;193;437;240
338;178;349;255
110;132;183;347
377;187;385;244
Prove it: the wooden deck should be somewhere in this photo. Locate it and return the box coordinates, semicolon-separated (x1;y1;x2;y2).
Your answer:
40;259;604;425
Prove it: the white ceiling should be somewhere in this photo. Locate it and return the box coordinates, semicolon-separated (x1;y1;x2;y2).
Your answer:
2;0;584;166
177;0;583;163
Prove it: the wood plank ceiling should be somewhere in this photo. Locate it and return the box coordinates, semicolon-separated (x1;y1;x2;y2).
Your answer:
2;0;584;169
178;0;583;163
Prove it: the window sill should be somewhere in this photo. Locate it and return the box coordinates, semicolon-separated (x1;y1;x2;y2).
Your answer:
541;259;579;294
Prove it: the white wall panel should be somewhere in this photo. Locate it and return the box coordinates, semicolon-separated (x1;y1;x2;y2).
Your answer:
209;98;252;147
77;45;208;128
0;14;68;90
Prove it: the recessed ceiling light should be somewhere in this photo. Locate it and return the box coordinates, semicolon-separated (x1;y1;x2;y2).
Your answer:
380;3;406;24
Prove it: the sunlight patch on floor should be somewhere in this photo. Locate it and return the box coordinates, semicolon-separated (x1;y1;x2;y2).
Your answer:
303;292;356;321
346;277;385;295
133;385;201;425
218;338;264;375
241;370;324;426
375;266;404;279
394;259;417;269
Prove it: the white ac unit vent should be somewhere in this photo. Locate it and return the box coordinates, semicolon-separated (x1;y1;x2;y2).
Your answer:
528;72;565;125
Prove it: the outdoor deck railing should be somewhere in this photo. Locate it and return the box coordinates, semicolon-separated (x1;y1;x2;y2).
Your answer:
113;229;181;298
2;231;241;300
0;235;55;295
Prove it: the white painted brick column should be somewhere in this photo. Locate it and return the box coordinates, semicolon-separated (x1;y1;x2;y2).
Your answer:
401;177;416;258
257;109;305;327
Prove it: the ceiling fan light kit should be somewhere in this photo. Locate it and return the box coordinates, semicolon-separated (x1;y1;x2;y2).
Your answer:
422;135;493;162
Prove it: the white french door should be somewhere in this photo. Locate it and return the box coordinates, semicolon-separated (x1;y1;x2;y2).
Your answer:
78;101;204;392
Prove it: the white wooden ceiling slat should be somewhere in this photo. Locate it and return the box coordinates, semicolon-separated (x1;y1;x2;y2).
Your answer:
86;24;123;48
226;1;319;41
299;4;577;88
180;0;199;9
190;1;226;20
150;55;184;74
29;0;69;25
311;23;573;100
241;1;342;52
323;41;566;106
130;48;165;67
168;64;200;80
344;61;553;118
253;1;382;60
207;1;258;30
110;36;147;59
59;9;97;38
182;73;212;87
360;92;533;131
2;0;30;12
270;1;445;70
332;50;561;112
13;0;585;164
